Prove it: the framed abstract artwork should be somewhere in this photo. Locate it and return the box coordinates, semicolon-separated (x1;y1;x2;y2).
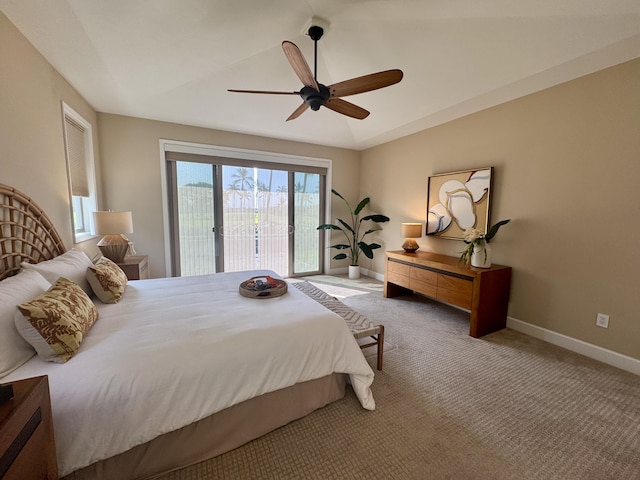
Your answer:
426;167;493;240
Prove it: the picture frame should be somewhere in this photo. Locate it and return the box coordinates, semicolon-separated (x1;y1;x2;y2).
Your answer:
426;167;493;240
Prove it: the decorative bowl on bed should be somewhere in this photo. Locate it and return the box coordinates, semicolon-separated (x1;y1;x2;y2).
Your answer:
239;276;288;299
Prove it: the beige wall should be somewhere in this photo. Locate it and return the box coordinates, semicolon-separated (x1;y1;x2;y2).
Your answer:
0;12;102;257
362;58;640;359
97;114;360;278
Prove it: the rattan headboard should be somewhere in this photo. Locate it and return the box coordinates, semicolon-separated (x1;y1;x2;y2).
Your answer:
0;184;66;280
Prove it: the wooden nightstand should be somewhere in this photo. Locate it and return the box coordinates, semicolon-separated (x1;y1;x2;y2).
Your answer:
0;376;58;479
117;255;150;280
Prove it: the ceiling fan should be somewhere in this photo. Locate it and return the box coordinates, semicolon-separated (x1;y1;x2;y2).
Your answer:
228;25;403;121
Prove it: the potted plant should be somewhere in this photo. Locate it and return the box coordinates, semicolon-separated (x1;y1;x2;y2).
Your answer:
459;219;510;268
318;189;390;279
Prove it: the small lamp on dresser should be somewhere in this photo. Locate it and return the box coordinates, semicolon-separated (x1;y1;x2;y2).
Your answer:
93;211;133;263
401;223;422;253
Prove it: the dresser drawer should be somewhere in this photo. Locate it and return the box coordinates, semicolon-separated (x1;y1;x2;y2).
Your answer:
410;265;437;296
387;261;410;276
386;261;410;288
409;277;437;297
410;267;437;287
436;274;473;309
387;270;410;288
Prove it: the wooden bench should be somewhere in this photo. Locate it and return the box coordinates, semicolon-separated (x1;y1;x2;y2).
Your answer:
291;281;384;370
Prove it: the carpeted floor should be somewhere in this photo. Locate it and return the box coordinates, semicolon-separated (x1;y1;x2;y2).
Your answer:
158;275;640;480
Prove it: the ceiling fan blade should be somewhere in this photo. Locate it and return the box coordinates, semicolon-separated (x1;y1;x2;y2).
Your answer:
329;69;403;98
286;103;310;122
228;89;299;95
282;41;319;92
324;98;370;120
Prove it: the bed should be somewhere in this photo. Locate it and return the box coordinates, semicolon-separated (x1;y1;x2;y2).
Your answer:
0;184;375;479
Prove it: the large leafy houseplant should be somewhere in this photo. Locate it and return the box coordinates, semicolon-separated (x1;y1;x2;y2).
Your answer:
318;189;390;266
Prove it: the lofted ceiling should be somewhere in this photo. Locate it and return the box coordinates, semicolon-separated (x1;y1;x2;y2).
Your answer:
2;0;640;150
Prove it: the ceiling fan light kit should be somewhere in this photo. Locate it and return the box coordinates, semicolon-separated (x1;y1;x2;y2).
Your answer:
228;21;403;121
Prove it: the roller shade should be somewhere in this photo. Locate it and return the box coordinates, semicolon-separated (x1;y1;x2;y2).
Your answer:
65;116;89;197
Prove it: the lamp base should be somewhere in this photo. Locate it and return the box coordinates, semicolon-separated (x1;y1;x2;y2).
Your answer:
402;238;419;253
97;234;129;263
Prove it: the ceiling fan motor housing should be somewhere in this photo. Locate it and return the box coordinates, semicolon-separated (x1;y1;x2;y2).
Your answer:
300;84;330;110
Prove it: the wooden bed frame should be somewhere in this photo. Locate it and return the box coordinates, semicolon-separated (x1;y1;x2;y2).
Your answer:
0;183;347;479
0;184;66;280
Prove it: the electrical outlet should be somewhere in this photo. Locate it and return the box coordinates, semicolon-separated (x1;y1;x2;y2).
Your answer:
596;313;609;328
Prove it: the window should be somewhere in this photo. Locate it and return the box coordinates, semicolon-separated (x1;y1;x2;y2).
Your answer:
62;103;97;243
167;158;325;278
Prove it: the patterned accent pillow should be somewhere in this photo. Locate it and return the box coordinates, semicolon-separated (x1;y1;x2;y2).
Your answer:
86;257;128;303
15;277;99;363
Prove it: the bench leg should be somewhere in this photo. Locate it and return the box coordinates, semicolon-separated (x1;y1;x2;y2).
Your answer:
376;325;384;371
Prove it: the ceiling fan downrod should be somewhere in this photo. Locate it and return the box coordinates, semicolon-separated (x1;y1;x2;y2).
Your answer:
307;25;324;83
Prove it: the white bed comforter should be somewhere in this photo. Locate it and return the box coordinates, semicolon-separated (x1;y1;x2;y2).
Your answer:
5;270;375;476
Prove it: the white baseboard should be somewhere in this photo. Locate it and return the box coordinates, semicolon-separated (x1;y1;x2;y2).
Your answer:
507;317;640;376
367;270;384;282
325;267;384;282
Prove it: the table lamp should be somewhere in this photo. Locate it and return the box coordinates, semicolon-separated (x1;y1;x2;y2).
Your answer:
93;211;133;263
401;223;422;253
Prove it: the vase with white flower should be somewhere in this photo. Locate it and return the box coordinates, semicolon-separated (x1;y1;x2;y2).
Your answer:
460;219;510;268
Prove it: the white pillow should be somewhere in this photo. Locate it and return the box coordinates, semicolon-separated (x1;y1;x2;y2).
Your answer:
0;269;51;378
21;248;93;295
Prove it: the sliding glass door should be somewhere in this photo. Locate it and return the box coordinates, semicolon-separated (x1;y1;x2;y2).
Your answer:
174;161;217;276
293;172;322;273
167;155;324;278
221;165;290;274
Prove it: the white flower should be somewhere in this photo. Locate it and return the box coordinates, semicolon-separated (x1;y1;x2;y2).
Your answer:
463;228;485;244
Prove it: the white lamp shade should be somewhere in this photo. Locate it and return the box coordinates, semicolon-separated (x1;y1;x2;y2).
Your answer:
93;211;133;235
401;223;422;238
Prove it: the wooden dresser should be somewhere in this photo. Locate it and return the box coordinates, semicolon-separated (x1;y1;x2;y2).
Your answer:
0;376;58;480
384;250;512;337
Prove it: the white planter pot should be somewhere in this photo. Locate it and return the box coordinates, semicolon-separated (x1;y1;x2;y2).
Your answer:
471;243;492;268
348;265;361;279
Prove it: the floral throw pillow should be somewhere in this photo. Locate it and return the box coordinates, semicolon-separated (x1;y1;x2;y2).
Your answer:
15;277;99;363
86;257;128;303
